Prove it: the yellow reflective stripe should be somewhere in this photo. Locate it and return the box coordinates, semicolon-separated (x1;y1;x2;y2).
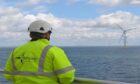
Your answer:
54;66;75;75
38;45;53;72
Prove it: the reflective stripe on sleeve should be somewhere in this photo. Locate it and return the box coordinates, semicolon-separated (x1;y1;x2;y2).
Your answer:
54;66;75;75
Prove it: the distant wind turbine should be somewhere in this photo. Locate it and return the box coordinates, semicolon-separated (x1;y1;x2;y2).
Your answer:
116;24;136;47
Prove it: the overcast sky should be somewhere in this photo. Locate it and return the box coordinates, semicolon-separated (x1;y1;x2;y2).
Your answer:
0;0;140;47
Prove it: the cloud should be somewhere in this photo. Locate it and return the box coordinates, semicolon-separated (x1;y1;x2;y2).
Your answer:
0;6;18;15
88;0;140;6
88;0;120;6
0;6;140;46
33;5;49;13
25;0;57;5
67;0;81;4
15;0;57;9
0;7;31;42
129;0;140;5
26;0;40;5
0;7;31;32
96;11;140;28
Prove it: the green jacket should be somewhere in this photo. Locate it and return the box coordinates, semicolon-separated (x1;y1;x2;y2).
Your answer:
4;39;75;84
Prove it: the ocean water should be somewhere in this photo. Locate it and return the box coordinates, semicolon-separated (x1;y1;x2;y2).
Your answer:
0;46;140;84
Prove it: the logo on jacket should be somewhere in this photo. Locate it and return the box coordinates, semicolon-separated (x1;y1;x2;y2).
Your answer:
16;53;37;64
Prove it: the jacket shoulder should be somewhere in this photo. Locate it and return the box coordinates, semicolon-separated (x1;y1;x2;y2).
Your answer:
50;46;64;51
13;42;31;52
49;46;65;54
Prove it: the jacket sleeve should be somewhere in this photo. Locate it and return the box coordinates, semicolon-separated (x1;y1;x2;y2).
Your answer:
51;47;75;84
4;51;15;82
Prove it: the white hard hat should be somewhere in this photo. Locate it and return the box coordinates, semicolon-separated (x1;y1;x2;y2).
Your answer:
28;20;52;33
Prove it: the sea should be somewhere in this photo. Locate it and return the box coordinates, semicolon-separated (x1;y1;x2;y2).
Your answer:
0;46;140;84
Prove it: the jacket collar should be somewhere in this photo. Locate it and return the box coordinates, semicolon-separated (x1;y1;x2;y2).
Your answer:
38;39;50;45
30;39;50;45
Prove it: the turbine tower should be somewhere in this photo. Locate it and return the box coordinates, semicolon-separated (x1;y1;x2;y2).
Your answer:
116;24;136;47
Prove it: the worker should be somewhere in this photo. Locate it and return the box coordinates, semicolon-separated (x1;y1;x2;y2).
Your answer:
4;20;75;84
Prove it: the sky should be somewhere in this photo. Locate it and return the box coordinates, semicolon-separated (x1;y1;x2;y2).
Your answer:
0;0;140;47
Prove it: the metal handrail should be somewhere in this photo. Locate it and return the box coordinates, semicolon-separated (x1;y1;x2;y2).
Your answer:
73;77;133;84
0;69;133;84
0;69;4;73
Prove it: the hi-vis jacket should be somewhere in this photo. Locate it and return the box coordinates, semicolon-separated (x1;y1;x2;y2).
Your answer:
4;39;75;84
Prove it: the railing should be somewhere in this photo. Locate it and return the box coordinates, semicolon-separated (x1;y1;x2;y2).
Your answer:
0;69;133;84
73;77;133;84
0;69;4;74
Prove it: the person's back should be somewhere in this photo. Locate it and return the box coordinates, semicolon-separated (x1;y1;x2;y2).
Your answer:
4;20;75;84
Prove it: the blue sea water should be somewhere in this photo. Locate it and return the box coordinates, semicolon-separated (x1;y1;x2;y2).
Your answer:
0;46;140;84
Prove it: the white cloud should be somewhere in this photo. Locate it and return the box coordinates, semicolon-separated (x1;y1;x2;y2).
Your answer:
0;7;18;15
26;11;140;46
88;0;120;6
0;6;140;46
96;11;140;27
88;0;140;6
0;7;30;42
33;6;48;13
67;0;81;4
26;0;40;5
25;0;57;5
130;0;140;5
16;0;57;8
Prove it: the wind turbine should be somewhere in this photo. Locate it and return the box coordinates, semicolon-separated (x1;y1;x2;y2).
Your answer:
116;24;136;47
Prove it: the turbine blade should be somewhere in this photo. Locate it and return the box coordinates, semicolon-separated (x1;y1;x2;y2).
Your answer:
119;33;124;42
126;28;137;32
116;24;124;31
